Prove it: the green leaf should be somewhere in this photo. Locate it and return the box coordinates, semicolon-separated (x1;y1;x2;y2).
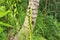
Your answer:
0;0;4;4
0;27;3;33
0;10;10;18
0;21;13;28
0;6;5;11
0;6;10;18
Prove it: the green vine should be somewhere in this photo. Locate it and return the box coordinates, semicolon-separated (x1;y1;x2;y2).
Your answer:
26;6;33;40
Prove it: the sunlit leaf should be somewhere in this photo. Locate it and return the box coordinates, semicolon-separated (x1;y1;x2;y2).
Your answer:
0;10;10;18
0;6;10;18
0;21;13;28
0;6;5;11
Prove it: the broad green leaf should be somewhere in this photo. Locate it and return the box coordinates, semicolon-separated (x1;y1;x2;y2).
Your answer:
0;10;10;18
0;27;3;33
0;6;10;18
0;21;13;28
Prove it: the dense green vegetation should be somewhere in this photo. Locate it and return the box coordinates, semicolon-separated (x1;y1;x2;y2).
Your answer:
33;0;60;40
0;0;60;40
0;0;28;40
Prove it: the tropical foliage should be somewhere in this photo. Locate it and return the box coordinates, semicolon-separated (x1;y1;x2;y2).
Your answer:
0;0;60;40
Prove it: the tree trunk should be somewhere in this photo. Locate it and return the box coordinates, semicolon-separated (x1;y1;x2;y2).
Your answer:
12;0;40;40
